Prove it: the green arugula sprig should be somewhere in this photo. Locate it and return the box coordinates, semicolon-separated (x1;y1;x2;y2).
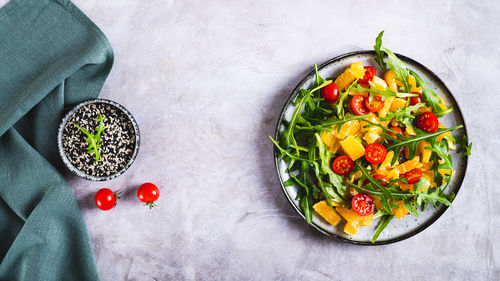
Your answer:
374;31;386;71
364;120;462;165
457;134;472;156
372;31;453;117
410;71;454;118
351;82;418;101
383;47;412;93
380;103;424;128
296;114;368;132
73;113;104;162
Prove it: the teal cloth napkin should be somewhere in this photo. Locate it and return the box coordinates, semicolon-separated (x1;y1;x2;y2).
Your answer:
0;0;113;280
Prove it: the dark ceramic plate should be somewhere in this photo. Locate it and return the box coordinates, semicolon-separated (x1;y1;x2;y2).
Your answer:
274;51;468;245
57;99;140;181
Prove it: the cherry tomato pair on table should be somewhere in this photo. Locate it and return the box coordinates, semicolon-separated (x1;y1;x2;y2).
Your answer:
94;182;160;211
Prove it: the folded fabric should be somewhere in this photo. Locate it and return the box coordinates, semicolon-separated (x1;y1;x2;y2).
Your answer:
0;0;113;280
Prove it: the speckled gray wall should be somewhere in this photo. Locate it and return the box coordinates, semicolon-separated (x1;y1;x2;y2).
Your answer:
4;0;498;280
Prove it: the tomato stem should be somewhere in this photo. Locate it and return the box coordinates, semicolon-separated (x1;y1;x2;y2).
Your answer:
145;201;157;209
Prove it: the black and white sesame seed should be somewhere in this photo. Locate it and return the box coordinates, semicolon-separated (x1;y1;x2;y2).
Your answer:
62;103;136;177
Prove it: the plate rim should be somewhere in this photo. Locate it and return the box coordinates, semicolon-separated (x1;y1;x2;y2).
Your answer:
273;50;469;245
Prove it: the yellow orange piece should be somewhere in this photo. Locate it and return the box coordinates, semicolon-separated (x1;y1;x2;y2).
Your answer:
378;96;395;119
334;62;365;91
340;135;365;161
408;75;422;93
336;205;363;222
405;126;416;137
399;182;414;192
359;213;373;226
384;70;398;92
389;98;407;111
313;201;342;226
396;156;422;174
335;120;361;140
344;220;359;235
363;126;383;144
320;131;341;154
372;76;388;91
378;151;395;171
392;200;409;219
418;140;432;163
422;171;436;189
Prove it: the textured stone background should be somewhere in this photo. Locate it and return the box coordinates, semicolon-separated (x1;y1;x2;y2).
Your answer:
3;0;499;280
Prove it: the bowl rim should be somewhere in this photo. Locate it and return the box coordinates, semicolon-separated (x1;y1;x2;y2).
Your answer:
57;98;140;181
273;50;469;245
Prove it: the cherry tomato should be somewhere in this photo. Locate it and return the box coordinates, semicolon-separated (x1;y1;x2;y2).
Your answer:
387;126;403;139
351;194;374;216
332;155;354;176
137;182;160;209
365;143;387;164
404;168;422;184
321;82;339;103
416;112;439;133
358;66;376;85
409;92;422;106
350;95;369;115
373;174;389;186
363;174;388;187
365;95;385;112
95;188;119;211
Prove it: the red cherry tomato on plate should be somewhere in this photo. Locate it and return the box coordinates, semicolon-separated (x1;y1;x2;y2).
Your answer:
332;155;354;176
373;174;389;186
350;95;369;115
409;92;422;106
138;182;160;209
363;174;389;187
351;194;374;216
365;143;387;164
95;188;119;211
404;168;422;184
365;95;385;113
358;66;376;85
416;112;439;133
321;82;339;103
387;126;403;139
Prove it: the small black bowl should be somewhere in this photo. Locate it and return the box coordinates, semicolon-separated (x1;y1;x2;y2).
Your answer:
57;99;140;181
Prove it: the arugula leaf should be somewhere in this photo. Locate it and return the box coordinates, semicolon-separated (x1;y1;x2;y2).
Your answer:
380;103;424;128
351;83;418;101
414;188;453;207
410;70;454;118
426;139;454;188
300;195;313;224
315;133;346;201
383;47;411;93
457;135;472;156
372;215;393;243
313;64;325;87
73;113;104;162
281;81;331;154
296;114;368;132
269;136;312;162
352;161;400;214
374;31;386;71
381;125;463;165
412;176;431;194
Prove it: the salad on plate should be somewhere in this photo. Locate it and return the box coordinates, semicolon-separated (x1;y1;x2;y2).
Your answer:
271;31;471;242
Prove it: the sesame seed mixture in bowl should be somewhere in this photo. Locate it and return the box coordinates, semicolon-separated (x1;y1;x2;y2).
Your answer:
58;99;140;181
